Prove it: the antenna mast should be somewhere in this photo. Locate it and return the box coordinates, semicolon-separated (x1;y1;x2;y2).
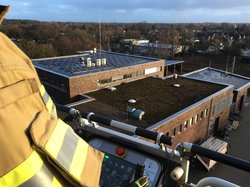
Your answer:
99;8;102;54
108;19;111;51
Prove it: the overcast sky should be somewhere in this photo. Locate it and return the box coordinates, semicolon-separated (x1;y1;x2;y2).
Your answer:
2;0;250;23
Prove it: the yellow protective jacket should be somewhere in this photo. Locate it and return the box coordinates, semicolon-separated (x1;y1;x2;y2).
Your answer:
0;5;104;187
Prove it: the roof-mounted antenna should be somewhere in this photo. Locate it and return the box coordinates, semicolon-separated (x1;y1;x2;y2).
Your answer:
208;58;212;68
108;18;111;51
99;8;102;57
225;56;229;73
232;56;236;73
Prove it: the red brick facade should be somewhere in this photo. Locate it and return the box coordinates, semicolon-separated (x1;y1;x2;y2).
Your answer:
36;60;165;103
69;60;165;98
150;86;233;148
233;86;250;114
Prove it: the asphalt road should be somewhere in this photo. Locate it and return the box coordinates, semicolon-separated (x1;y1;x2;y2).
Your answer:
189;96;250;187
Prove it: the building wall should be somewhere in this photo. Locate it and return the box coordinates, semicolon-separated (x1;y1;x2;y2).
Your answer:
208;87;234;135
69;60;165;99
152;99;211;148
164;63;183;77
234;86;250;113
36;69;70;103
150;86;233;148
35;60;165;102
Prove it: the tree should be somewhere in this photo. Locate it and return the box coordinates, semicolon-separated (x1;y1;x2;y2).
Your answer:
52;29;97;55
17;41;57;58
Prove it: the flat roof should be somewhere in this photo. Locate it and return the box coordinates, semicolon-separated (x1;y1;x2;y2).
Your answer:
183;67;250;90
78;77;226;127
165;60;184;66
32;51;161;78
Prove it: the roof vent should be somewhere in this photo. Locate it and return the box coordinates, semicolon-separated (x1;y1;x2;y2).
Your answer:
108;87;117;91
80;56;85;62
128;99;136;104
96;59;101;66
174;74;178;80
86;58;92;67
126;106;136;113
101;58;107;65
133;109;145;120
173;84;180;88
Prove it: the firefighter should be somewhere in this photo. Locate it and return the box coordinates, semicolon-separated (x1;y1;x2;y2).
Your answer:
0;5;148;187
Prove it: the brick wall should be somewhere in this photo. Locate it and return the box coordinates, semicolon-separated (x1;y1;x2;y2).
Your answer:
69;60;165;99
234;86;250;113
152;99;211;148
35;60;165;102
150;86;233;148
209;86;234;129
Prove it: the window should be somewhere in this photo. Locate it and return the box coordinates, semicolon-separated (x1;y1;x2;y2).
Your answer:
205;108;209;117
145;67;158;75
190;117;193;126
41;77;66;91
233;94;237;103
184;121;188;129
123;73;132;79
179;124;183;133
137;70;144;76
112;75;123;82
98;78;112;84
131;70;145;78
132;72;137;77
195;114;199;123
172;128;176;136
200;111;204;120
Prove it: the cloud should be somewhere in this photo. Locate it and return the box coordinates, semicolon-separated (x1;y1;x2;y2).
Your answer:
22;2;30;7
115;9;127;14
58;4;72;10
2;0;250;22
61;0;250;11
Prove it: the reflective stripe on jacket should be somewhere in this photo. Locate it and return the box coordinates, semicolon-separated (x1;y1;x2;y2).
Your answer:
40;85;57;117
0;110;103;187
30;110;104;187
0;151;63;187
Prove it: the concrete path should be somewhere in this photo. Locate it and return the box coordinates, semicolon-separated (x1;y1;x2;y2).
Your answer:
189;96;250;186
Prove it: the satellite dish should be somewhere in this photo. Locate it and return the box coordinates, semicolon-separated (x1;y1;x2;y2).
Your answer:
128;99;136;104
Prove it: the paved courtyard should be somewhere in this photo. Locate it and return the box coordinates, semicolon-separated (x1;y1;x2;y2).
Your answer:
189;95;250;186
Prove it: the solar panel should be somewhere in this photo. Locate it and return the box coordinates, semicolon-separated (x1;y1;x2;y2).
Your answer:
33;51;158;77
